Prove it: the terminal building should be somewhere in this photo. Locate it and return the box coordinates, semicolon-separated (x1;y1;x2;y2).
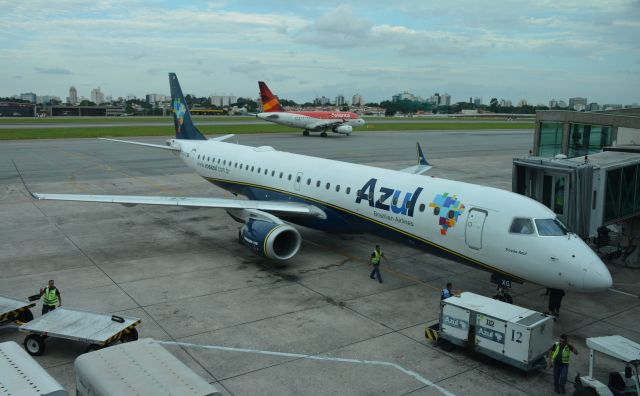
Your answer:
513;108;640;266
47;105;125;117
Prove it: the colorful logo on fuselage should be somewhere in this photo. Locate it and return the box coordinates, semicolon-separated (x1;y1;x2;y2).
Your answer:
172;98;186;133
429;193;465;235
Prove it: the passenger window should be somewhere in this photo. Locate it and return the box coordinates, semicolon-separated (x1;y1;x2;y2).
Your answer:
251;166;254;172
346;187;351;194
264;169;268;175
307;178;311;185
207;156;210;161
316;180;321;187
271;170;275;176
217;159;221;164
234;163;238;168
223;160;226;165
406;201;412;208
326;182;330;189
279;172;283;178
509;218;534;235
288;174;292;180
258;168;261;173
336;185;340;192
198;155;201;159
296;176;301;183
419;203;425;212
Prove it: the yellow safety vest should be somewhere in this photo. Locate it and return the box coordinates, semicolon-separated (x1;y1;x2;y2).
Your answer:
551;342;571;364
371;250;382;265
43;287;58;306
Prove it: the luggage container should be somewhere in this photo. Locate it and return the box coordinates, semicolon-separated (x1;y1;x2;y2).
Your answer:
75;338;221;396
428;292;553;371
0;341;68;396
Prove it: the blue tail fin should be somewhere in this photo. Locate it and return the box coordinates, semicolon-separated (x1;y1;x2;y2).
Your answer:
169;73;207;140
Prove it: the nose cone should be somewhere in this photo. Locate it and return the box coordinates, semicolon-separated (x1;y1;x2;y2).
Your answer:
582;259;613;291
360;118;366;126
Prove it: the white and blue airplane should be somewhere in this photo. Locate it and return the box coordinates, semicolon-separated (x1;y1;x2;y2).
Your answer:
27;73;612;294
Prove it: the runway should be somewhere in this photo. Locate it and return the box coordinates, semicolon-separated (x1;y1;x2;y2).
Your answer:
1;130;638;395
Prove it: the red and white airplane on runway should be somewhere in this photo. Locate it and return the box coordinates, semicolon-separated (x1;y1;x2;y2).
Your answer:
257;81;365;137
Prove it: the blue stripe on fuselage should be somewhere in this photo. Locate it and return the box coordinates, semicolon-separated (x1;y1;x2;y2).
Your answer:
204;176;523;282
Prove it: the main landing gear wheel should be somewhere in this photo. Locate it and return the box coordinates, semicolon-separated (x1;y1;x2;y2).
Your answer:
121;328;139;343
493;293;513;304
24;334;45;356
320;132;328;137
302;130;309;136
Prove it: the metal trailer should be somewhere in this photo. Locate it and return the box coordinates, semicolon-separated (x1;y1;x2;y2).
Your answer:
75;338;221;396
0;294;35;326
574;335;640;396
426;292;553;371
0;341;68;396
18;307;140;356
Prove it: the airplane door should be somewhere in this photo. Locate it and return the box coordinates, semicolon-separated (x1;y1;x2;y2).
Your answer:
465;208;488;250
294;172;303;191
190;149;197;166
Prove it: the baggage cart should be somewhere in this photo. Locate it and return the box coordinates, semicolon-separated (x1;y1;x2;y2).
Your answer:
19;307;140;356
0;294;35;326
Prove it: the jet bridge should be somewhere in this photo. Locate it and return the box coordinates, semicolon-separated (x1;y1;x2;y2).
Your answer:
513;150;640;267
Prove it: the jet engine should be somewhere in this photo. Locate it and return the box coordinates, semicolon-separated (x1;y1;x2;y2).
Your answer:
239;219;302;260
333;125;353;134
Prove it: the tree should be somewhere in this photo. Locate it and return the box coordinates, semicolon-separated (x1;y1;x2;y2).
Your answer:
385;108;396;117
79;100;97;106
341;105;349;111
489;98;498;112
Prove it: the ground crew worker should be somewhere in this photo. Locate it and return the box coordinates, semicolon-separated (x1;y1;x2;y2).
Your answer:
39;279;61;315
369;244;386;283
548;334;578;394
546;288;566;319
441;282;453;300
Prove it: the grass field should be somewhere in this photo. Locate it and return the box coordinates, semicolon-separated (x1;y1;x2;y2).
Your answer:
0;121;533;140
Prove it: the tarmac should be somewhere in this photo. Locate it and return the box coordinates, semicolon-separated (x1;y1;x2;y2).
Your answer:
0;130;638;395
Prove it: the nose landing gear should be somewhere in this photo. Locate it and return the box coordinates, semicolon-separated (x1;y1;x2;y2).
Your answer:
491;274;513;304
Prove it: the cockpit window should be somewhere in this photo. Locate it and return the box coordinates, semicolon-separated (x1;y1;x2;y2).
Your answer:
509;218;534;235
535;219;568;236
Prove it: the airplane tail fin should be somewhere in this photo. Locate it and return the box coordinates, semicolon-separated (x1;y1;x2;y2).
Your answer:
258;81;285;112
169;73;207;140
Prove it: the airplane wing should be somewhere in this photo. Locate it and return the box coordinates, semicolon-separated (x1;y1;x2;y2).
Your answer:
98;134;235;150
31;193;326;218
305;119;345;131
400;142;432;175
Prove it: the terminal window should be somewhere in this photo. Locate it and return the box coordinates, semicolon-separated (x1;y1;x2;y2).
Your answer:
568;123;612;158
539;122;563;157
604;164;639;223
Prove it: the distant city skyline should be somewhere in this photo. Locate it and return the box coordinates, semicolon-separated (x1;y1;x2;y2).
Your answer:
1;1;638;105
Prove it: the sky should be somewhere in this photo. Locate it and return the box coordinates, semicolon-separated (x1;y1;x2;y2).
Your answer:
1;0;639;105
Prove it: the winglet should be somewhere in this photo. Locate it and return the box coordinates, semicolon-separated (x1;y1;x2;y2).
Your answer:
416;142;429;166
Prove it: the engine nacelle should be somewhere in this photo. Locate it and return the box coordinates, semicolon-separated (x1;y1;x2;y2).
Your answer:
333;125;353;134
239;219;302;260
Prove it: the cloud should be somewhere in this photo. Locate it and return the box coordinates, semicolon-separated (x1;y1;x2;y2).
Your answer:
34;67;72;75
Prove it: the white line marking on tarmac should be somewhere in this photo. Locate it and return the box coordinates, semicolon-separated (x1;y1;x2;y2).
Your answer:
608;288;639;298
158;340;456;396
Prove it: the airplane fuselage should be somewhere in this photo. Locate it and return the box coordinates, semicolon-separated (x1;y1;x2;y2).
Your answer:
172;138;611;292
257;111;365;134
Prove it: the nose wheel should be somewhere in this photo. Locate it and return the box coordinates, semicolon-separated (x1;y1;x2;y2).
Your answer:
320;132;328;137
491;274;513;304
302;130;309;136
